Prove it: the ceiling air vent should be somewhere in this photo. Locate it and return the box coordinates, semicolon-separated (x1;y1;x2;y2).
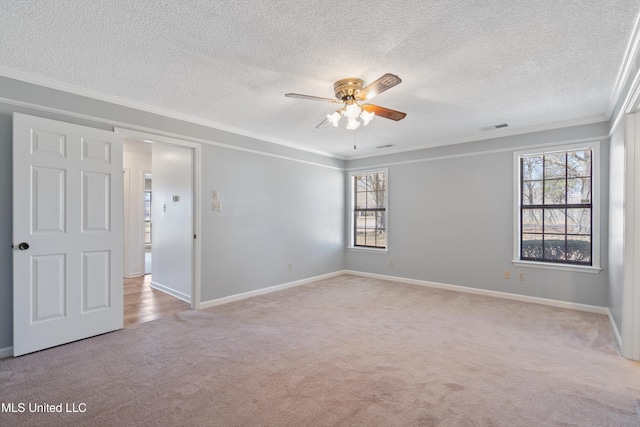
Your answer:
480;123;509;131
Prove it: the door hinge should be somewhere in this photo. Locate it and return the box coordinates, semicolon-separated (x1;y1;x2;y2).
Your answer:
194;234;196;239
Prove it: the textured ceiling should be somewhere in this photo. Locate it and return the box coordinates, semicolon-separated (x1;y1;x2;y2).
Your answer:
1;1;639;159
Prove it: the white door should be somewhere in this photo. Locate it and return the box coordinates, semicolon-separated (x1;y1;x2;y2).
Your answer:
13;113;123;356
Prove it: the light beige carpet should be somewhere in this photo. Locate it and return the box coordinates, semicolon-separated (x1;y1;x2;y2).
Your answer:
1;274;639;426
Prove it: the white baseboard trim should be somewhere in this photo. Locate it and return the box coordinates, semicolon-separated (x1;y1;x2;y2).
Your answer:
199;270;347;310
198;269;608;316
151;281;191;304
344;270;609;315
607;309;624;351
125;271;144;279
0;346;14;359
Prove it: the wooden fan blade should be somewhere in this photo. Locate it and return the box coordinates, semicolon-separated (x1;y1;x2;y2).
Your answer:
359;73;402;101
362;104;407;121
285;93;340;103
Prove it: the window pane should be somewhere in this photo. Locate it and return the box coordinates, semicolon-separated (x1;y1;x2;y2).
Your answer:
522;181;543;205
567;235;591;263
377;211;387;233
567;208;590;235
355;213;364;230
354;208;386;248
364;211;376;228
567;150;591;178
376;172;386;190
543;236;566;261
366;191;379;208
544;209;566;234
567;178;591;204
352;170;387;249
544;179;566;204
522;209;542;233
363;230;370;246
355;212;370;229
544;153;567;179
522;156;543;180
521;234;542;259
518;147;594;266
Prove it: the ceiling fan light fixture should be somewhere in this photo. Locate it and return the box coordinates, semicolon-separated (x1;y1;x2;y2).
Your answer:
346;118;361;130
344;103;361;119
327;111;342;127
285;73;405;131
360;110;375;126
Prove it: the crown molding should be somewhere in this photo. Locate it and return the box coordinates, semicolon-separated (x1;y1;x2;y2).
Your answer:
0;66;344;160
607;11;640;119
345;115;608;161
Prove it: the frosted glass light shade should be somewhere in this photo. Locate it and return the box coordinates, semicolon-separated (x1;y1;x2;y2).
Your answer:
344;104;361;119
346;118;361;130
360;110;375;126
327;111;341;127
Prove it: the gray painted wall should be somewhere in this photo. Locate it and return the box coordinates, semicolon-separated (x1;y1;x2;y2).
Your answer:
345;123;611;307
0;78;345;350
200;144;344;301
151;143;194;300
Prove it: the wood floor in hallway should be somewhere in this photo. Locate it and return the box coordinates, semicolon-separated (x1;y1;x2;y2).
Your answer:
123;275;190;327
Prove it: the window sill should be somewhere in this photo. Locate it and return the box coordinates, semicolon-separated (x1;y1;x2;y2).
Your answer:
512;260;601;274
348;246;388;254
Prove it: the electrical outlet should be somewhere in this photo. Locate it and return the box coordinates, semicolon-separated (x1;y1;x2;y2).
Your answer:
503;270;510;280
212;202;222;212
212;190;218;200
288;263;293;271
518;272;525;281
389;259;394;266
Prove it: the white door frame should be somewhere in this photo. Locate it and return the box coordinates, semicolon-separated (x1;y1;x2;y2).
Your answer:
123;168;133;277
623;111;640;360
115;128;202;310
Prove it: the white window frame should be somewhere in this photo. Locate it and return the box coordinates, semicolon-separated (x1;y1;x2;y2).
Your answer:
348;168;389;253
512;141;601;273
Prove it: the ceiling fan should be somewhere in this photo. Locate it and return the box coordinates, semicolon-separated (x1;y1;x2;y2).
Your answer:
285;73;407;130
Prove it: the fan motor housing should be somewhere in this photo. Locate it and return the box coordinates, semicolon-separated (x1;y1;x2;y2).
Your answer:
334;78;365;102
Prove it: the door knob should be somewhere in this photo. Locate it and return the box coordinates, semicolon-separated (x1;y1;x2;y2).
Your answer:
18;242;30;250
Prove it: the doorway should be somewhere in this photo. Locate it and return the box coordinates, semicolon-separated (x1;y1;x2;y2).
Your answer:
12;114;201;355
121;132;201;325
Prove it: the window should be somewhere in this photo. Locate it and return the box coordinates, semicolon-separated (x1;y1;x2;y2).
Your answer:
514;142;600;271
144;189;152;246
350;169;388;250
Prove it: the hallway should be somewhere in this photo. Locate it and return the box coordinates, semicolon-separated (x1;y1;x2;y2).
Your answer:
123;275;190;327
